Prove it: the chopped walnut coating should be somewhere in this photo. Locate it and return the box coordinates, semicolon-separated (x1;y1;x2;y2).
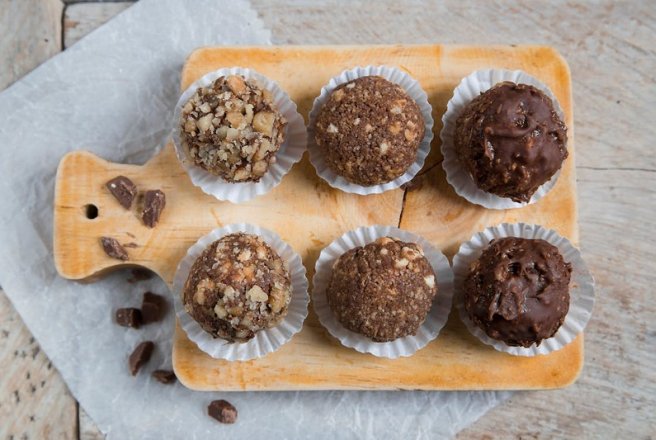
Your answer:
180;75;286;182
327;237;437;342
183;233;292;342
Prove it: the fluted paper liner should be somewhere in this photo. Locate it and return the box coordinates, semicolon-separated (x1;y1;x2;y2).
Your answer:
172;67;306;203
307;65;434;195
312;225;453;358
172;223;309;361
440;69;566;209
452;222;595;356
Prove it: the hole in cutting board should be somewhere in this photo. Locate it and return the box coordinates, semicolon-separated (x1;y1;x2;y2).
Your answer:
84;204;99;219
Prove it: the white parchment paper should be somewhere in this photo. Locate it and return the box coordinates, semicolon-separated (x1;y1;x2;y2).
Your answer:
0;0;510;438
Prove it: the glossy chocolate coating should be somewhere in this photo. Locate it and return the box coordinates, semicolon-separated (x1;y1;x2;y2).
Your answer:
455;82;568;202
463;237;571;347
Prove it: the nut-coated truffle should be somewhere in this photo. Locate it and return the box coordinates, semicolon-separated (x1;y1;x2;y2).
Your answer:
326;237;437;342
183;233;292;342
314;76;425;186
455;82;568;202
463;237;571;347
180;75;286;182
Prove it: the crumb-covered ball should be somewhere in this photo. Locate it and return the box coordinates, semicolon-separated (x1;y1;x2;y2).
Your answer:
463;237;572;347
455;82;568;202
326;237;437;342
314;76;425;186
183;233;292;342
180;75;286;182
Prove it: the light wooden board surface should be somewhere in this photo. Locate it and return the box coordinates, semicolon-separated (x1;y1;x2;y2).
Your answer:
1;0;654;439
53;44;581;392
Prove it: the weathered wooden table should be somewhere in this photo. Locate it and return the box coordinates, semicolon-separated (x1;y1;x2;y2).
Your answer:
1;1;654;438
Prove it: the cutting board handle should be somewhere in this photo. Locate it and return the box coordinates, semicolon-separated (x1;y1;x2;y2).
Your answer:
53;143;185;283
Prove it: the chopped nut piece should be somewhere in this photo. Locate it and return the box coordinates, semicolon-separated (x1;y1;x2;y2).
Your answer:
253;111;275;136
226;75;246;95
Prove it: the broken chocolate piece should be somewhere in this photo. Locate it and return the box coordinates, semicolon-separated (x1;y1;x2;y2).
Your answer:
128;341;154;376
142;189;166;228
128;268;153;284
100;237;129;261
208;400;237;424
106;176;137;209
115;308;142;328
141;292;166;324
152;370;176;384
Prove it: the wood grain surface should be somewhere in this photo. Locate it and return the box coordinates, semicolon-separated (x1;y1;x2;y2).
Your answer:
1;0;654;439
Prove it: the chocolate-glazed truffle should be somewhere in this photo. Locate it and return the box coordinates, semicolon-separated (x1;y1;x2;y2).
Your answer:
463;237;571;347
326;237;437;342
314;76;425;186
183;233;292;342
180;75;286;182
455;82;568;202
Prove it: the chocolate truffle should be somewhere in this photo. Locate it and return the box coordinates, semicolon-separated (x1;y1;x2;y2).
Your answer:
183;233;292;342
455;82;568;202
180;75;286;182
463;237;572;347
314;76;425;186
326;237;437;342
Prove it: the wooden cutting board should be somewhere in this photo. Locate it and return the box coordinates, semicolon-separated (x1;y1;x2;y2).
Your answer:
53;45;581;391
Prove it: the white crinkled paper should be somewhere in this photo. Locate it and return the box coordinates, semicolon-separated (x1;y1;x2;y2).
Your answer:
0;1;510;438
440;69;565;209
172;68;306;203
172;223;309;361
312;225;453;358
452;223;595;356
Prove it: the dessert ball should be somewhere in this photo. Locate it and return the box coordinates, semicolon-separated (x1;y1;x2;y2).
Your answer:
180;75;286;182
463;237;571;347
314;76;425;186
183;233;292;342
326;237;437;342
454;82;568;202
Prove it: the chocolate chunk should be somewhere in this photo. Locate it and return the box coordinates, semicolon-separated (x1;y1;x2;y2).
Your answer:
208;400;237;424
106;176;137;209
141;292;166;324
128;269;153;283
128;341;154;376
152;370;176;384
115;308;142;328
142;190;166;228
100;237;129;261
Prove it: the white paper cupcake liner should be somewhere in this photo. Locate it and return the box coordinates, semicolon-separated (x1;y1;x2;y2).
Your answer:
307;66;434;195
172;67;306;204
172;223;309;361
452;222;595;357
440;69;566;209
312;225;453;358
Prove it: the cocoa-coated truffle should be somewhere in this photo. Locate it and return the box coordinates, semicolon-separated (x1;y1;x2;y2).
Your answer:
314;76;425;186
463;237;571;347
183;233;292;342
326;237;437;342
455;82;568;202
180;75;286;182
